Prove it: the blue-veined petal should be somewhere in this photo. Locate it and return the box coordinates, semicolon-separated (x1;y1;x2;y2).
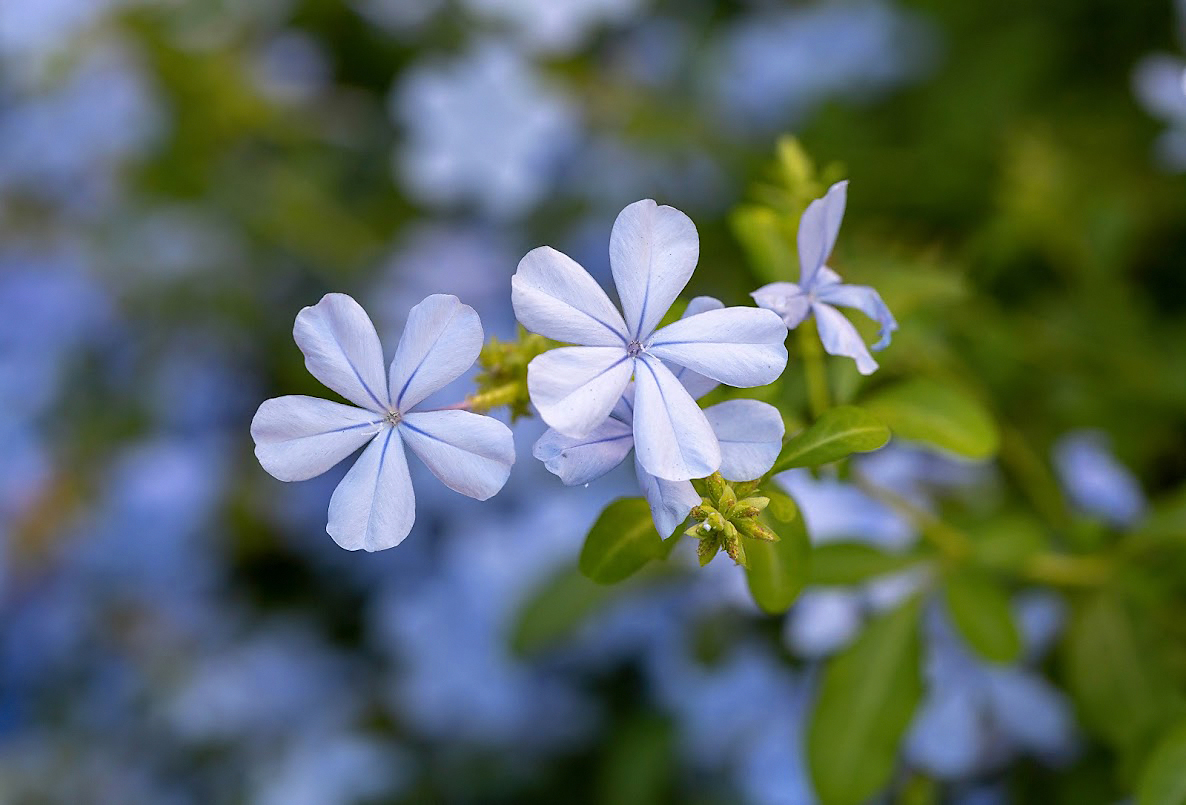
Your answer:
815;282;898;350
526;346;633;438
798;181;848;289
400;410;515;500
251;395;384;482
610;199;699;339
327;428;415;551
649;307;788;388
812;301;878;375
634;455;700;537
388;294;483;412
293;293;391;412
751;281;811;330
533;419;634;486
704;399;785;481
632;354;720;482
669;296;723;399
511;246;628;346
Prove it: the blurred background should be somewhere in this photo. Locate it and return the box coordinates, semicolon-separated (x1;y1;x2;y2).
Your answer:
1;0;1184;802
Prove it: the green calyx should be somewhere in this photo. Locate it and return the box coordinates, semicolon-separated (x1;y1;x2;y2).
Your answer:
685;472;775;568
467;328;552;419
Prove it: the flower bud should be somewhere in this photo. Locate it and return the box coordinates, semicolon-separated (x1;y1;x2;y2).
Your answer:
704;472;726;501
731;480;762;498
736;518;779;542
731;496;770;519
697;533;722;566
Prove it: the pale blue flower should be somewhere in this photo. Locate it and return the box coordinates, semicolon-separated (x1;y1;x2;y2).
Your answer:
1052;430;1146;528
460;0;647;55
534;297;785;535
251;293;515;551
514;200;789;482
752;180;897;375
1133;51;1186;170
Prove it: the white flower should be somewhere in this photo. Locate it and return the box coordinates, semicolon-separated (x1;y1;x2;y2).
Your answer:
752;180;897;375
512;200;789;482
251;293;515;551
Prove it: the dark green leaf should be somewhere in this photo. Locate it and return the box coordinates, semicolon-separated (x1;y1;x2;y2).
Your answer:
770;406;890;475
863;378;999;459
943;569;1022;663
810;542;920;586
745;511;810;614
808;597;924;805
1137;721;1186;805
579;498;664;585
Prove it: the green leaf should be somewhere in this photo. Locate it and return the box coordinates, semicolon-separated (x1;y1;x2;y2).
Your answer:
862;378;999;459
596;715;675;805
1137;721;1186;805
810;542;920;586
579;498;665;585
808;597;924;805
729;205;795;286
511;566;618;655
745;512;810;614
770;406;890;475
969;515;1046;571
765;489;800;523
942;569;1022;663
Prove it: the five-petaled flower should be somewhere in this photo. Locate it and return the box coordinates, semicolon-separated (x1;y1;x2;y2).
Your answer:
251;293;515;551
535;298;786;535
752;180;897;375
512;199;789;482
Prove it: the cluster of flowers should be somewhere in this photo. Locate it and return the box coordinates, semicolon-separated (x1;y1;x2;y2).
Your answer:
252;182;897;548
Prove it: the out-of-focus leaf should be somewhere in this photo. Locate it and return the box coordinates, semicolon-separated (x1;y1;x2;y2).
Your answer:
808;597;924;805
943;569;1022;663
511;566;618;655
579;498;664;585
863;378;999;459
745;510;810;614
765;488;799;522
809;542;920;586
770;406;890;475
1137;721;1186;805
970;515;1046;571
730;204;795;286
596;714;674;805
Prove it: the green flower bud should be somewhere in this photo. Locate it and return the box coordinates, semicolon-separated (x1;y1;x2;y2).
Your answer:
697;533;722;566
724;530;747;566
731;480;762;498
704;472;726;501
736;518;779;542
731;496;770;519
718;484;738;515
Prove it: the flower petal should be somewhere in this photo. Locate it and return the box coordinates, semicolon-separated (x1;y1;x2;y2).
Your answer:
327;428;415;551
816;282;898;350
798;180;847;289
251;395;384;482
400;410;515;500
812;302;878;375
669;296;723;399
388;294;483;412
511;246;628;346
649;307;788;388
751;282;811;329
610;199;699;339
634;455;700;537
704;399;785;481
526;346;634;437
632;354;720;481
293;293;391;412
533;419;634;486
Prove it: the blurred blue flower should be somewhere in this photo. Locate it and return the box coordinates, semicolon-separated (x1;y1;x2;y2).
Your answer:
460;0;648;55
1052;430;1146;527
247;730;410;805
251;31;331;105
390;41;580;218
1132;0;1186;173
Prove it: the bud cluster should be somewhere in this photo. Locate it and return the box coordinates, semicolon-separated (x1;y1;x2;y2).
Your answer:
467;328;552;419
687;473;777;568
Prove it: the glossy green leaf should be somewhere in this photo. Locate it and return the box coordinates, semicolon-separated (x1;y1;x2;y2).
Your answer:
770;405;890;475
943;569;1022;663
745;511;810;614
810;542;920;586
579;498;664;585
1137;721;1186;805
863;378;999;459
808;597;924;805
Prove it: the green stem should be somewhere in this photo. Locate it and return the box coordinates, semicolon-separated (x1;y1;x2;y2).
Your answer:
1022;553;1112;587
798;322;830;418
460;382;521;413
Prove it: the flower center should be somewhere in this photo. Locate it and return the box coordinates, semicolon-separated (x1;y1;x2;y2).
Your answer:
383;410;402;426
626;340;645;358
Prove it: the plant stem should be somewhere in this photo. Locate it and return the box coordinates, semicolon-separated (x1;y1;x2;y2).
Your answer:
1022;553;1112;587
798;322;830;418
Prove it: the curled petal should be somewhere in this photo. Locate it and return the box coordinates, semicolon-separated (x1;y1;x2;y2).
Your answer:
632;354;720;482
511;246;627;346
533;419;634;486
526;346;633;437
400;410;515;500
327;428;415;552
634;456;700;538
294;293;391;412
251;395;383;482
816;282;898;350
798;180;848;289
751;281;811;330
649;307;789;388
812;302;878;375
610;199;700;339
704;399;785;481
389;294;483;412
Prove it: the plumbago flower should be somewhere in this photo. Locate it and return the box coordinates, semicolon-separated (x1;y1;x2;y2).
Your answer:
534;297;786;535
251;293;515;551
512;199;789;482
752;180;897;375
